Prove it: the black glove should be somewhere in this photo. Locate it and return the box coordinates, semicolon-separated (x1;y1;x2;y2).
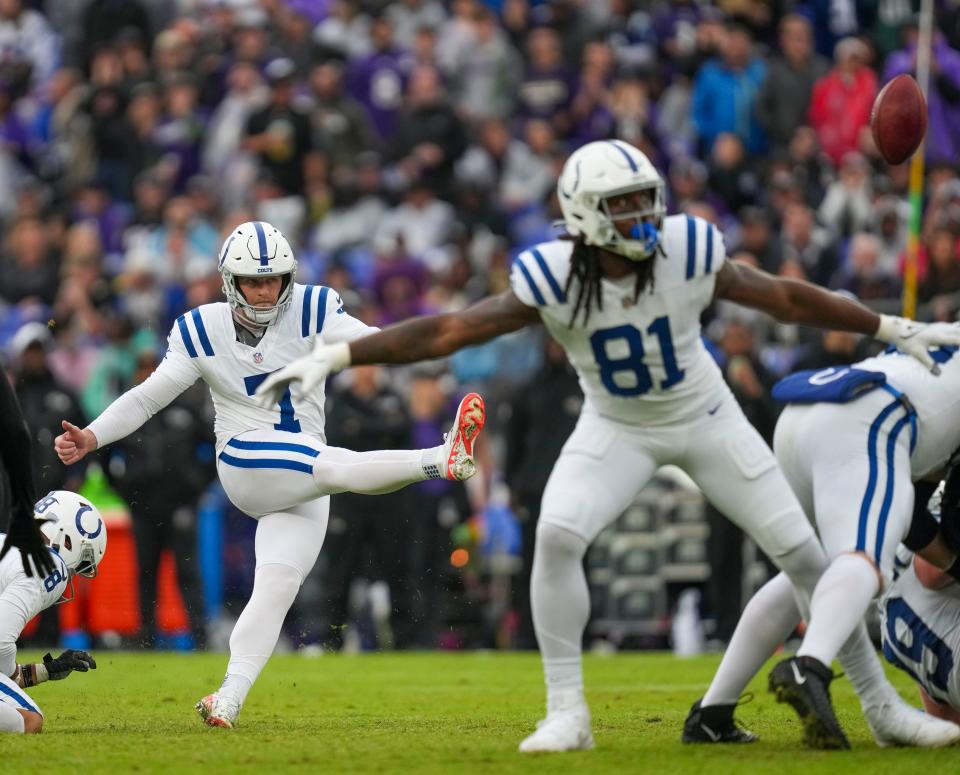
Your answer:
43;649;97;681
0;506;56;578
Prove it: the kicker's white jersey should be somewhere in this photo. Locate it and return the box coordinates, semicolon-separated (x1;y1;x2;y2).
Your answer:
510;215;730;426
163;283;376;453
854;348;960;478
0;535;69;675
880;558;960;708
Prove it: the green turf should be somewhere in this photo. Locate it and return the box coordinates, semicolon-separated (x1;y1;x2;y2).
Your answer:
2;650;952;773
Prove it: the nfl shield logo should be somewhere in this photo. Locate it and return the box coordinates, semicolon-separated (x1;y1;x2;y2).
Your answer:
253;352;263;364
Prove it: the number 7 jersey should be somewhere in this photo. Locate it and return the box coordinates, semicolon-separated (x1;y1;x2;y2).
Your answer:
159;283;377;453
510;215;730;426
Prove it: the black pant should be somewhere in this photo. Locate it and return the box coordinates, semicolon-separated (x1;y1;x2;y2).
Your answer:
321;491;411;650
131;501;206;647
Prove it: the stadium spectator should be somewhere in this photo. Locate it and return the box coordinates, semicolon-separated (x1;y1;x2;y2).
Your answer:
345;14;413;139
808;37;877;166
834;232;900;302
243;58;314;204
10;322;86;496
919;225;960;304
388;65;467;199
691;18;767;156
307;60;375;168
104;346;212;649
818;151;873;239
515;26;576;133
449;6;521;122
778;201;840;287
322;365;415;650
883;28;960;165
0;216;59;307
757;14;829;152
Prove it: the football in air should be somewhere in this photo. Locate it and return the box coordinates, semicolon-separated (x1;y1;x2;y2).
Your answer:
870;74;928;165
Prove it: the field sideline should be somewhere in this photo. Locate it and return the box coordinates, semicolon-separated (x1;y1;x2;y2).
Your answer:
3;651;953;773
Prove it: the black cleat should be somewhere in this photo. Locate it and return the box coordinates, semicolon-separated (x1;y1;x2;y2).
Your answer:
768;656;850;750
681;698;758;744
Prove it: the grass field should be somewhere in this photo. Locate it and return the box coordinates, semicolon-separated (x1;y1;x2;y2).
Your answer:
3;650;953;773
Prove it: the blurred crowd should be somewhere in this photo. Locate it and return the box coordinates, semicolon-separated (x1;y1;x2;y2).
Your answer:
3;0;960;650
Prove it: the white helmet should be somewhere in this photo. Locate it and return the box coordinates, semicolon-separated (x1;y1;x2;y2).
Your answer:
33;491;107;578
218;220;297;326
557;139;666;261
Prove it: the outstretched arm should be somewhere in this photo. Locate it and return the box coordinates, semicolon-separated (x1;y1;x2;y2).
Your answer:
351;291;540;365
714;260;960;373
55;352;199;465
257;291;540;400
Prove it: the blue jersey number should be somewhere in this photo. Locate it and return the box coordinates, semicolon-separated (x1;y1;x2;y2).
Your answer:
243;373;302;432
34;493;59;514
590;317;685;396
883;597;954;700
43;567;64;593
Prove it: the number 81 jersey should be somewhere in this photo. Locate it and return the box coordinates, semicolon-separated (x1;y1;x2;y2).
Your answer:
510;215;730;426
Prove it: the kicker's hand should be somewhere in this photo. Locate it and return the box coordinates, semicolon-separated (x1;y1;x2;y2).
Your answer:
255;342;351;406
874;316;960;375
43;649;97;681
54;421;97;465
0;507;56;578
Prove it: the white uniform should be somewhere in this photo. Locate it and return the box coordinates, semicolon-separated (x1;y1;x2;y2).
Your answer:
508;215;812;556
774;348;960;579
880;558;960;708
0;535;69;717
87;283;380;576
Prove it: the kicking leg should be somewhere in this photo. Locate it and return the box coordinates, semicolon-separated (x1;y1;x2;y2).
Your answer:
197;498;329;728
218;394;485;516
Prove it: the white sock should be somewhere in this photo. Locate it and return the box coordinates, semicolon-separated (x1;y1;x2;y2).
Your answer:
532;523;589;712
703;572;800;706
313;447;432;495
836;622;893;710
220;563;303;704
798;553;879;666
0;703;25;733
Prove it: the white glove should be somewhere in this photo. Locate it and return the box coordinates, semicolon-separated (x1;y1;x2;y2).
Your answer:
874;314;960;375
255;341;352;406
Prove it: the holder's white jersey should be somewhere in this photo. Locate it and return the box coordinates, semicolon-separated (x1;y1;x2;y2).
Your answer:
510;215;730;426
854;348;960;478
87;284;377;454
0;536;69;675
880;558;960;709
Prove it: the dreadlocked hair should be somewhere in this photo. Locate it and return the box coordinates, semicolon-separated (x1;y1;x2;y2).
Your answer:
563;236;661;327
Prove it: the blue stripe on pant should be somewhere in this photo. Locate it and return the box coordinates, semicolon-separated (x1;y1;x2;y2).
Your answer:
0;681;39;713
856;398;915;564
218;452;315;474
225;438;320;457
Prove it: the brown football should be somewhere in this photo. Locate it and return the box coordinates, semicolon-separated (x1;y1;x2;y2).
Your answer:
870;74;928;165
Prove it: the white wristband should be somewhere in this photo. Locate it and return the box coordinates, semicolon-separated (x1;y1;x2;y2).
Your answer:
326;342;352;372
874;314;898;343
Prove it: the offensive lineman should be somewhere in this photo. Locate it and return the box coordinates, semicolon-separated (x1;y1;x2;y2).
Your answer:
690;350;960;748
0;490;105;733
257;139;960;752
53;221;486;728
